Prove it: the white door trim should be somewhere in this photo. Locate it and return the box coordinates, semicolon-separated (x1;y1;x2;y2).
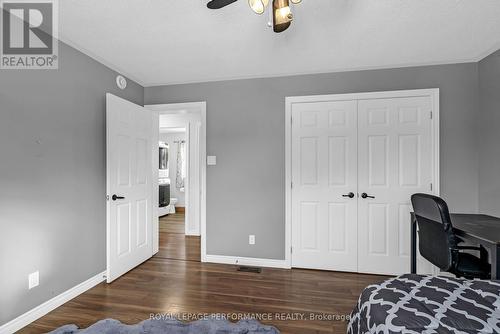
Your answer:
285;88;440;269
145;102;207;262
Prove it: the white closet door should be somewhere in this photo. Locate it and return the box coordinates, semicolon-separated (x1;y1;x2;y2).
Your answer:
357;96;434;275
291;100;358;271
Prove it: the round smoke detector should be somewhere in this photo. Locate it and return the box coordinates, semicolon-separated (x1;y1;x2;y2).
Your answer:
116;75;127;90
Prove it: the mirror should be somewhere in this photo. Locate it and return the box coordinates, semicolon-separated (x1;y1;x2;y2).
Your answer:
159;142;169;171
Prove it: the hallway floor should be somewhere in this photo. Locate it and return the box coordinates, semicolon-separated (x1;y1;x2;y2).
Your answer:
155;212;201;262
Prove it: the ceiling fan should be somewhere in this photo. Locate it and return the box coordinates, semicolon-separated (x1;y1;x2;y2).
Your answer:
206;0;302;33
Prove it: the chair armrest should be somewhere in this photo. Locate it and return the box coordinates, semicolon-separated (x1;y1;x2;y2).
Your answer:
454;246;482;251
452;246;489;263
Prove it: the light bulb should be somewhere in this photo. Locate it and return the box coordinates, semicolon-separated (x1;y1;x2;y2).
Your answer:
275;1;292;25
248;0;269;14
273;0;293;32
290;0;302;3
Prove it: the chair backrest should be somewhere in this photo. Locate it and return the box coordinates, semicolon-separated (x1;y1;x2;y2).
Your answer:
410;193;457;271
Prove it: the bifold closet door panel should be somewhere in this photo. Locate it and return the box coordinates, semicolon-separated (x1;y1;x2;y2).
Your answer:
357;96;434;275
291;100;358;272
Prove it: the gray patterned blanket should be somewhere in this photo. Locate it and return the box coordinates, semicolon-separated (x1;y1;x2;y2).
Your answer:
348;274;500;334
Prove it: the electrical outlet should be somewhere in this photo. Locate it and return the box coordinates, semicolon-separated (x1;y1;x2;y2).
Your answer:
28;271;39;289
249;235;256;245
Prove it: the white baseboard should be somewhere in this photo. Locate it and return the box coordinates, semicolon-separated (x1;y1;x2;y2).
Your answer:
0;271;106;334
204;254;290;269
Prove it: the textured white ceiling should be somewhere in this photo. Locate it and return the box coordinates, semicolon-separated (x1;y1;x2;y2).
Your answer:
59;0;500;86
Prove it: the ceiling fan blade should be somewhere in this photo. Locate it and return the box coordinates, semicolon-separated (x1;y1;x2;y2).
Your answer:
207;0;238;9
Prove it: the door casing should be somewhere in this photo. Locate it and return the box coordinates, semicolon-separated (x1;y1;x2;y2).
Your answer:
285;89;440;273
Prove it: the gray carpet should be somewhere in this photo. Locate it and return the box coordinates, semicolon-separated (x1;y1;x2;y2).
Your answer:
48;317;280;334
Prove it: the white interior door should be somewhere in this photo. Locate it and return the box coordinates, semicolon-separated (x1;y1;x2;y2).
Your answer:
291;100;358;272
106;93;153;283
357;96;434;275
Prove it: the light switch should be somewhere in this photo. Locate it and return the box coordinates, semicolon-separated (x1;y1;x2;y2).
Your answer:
207;156;217;166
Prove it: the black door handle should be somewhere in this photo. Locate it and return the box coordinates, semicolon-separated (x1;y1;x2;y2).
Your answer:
342;192;355;199
361;193;375;199
112;194;125;201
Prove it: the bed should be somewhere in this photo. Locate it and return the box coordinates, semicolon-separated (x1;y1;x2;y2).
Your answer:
348;274;500;334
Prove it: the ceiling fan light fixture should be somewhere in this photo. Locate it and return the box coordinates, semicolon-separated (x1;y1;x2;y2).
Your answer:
248;0;269;14
273;0;293;33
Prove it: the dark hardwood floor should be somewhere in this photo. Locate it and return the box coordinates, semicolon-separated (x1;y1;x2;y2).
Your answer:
156;212;201;262
21;258;387;334
19;211;388;333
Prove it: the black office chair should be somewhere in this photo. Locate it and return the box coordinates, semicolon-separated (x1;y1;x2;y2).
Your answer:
411;193;490;279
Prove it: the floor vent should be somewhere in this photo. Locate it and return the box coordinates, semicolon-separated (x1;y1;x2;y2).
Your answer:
237;266;262;273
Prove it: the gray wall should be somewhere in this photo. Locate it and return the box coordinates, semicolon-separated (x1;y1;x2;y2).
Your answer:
0;42;143;325
478;50;500;216
145;62;480;260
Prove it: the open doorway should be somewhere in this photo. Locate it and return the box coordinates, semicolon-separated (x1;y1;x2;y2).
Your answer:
158;126;198;260
147;102;207;263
